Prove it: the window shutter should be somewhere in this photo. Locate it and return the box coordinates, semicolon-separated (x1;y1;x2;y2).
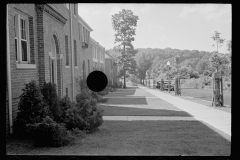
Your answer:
65;35;69;66
29;17;35;64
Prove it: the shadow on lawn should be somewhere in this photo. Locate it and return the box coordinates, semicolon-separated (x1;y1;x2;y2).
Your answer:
111;86;138;95
106;97;148;105
99;105;192;117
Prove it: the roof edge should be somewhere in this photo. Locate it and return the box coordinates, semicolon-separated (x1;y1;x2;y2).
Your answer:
78;15;93;32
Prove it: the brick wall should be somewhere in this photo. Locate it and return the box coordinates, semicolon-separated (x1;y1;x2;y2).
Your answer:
7;4;92;136
7;4;39;135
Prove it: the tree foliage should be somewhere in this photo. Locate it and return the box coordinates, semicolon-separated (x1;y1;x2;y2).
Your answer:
112;9;139;88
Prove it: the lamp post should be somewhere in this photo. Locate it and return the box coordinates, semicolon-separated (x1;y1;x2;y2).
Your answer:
167;61;170;93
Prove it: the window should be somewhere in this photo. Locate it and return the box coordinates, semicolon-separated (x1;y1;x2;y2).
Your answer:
78;22;81;40
14;13;30;63
74;40;77;66
14;14;18;61
95;47;97;58
66;88;68;97
65;35;69;66
83;27;86;43
81;26;84;42
73;4;77;16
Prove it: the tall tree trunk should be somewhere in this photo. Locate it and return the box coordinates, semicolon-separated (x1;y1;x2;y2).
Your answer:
123;42;126;88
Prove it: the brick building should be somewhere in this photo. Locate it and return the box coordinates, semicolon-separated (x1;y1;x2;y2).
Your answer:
90;37;105;73
78;15;93;80
6;4;106;136
105;52;119;86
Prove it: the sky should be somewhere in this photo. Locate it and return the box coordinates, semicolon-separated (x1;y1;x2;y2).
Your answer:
78;3;231;53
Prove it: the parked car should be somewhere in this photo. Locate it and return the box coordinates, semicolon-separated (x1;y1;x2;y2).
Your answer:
156;80;174;91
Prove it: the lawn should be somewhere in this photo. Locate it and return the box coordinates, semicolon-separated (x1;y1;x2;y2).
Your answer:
177;88;231;107
6;121;230;155
99;105;192;117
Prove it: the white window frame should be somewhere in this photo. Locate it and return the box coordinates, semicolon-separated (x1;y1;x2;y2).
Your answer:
14;12;34;68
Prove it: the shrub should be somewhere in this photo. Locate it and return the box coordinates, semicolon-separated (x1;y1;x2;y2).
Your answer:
59;96;76;122
98;90;108;96
13;80;49;138
64;92;104;131
76;98;104;131
181;78;204;89
71;128;86;138
90;91;108;103
63;105;83;130
202;76;212;86
33;116;74;147
41;82;62;122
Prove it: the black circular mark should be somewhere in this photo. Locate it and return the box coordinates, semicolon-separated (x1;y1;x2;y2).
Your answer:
8;157;21;160
87;71;108;92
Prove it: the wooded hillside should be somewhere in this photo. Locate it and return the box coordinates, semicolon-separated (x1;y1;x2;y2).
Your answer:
107;48;231;81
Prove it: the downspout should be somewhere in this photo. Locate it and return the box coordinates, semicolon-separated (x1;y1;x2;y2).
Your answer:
7;4;13;134
70;4;74;101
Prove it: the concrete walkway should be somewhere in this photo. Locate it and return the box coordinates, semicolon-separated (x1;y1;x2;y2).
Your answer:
138;84;231;138
103;116;196;121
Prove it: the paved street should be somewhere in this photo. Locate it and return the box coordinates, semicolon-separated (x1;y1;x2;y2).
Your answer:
102;82;231;142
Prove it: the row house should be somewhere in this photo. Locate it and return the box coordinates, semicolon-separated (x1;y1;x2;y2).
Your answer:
105;52;120;86
77;15;93;80
90;37;105;73
6;4;105;136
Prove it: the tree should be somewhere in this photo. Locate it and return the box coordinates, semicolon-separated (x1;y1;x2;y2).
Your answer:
210;31;229;107
211;31;225;53
112;9;139;88
136;52;153;83
196;59;209;74
227;40;232;54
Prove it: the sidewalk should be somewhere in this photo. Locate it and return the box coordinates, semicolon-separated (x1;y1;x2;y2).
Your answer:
137;84;231;138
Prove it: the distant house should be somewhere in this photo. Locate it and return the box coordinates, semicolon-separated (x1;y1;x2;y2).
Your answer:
78;15;93;80
105;52;119;86
90;38;105;73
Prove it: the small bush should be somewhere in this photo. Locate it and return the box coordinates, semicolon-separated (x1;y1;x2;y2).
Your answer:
181;78;204;89
98;90;108;96
59;96;76;122
90;91;108;103
77;98;104;131
202;76;212;86
41;82;62;122
65;92;104;131
33;117;74;147
13;80;49;138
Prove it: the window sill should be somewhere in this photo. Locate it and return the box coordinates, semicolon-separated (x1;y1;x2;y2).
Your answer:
65;66;70;68
16;63;36;69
